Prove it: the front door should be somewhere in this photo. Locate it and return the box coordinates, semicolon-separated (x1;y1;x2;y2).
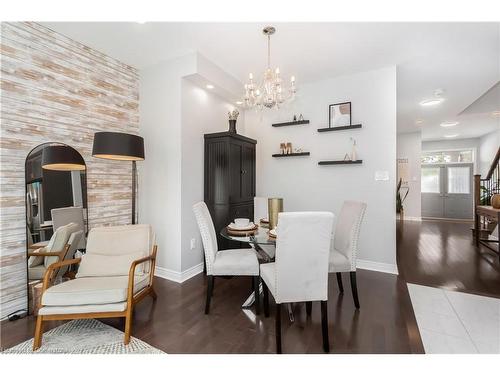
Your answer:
421;163;473;219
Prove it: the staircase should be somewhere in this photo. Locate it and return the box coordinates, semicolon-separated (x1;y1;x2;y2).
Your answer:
474;146;500;259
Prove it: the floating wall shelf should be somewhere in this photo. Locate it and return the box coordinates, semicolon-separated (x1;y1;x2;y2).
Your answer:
272;120;309;127
272;152;310;158
318;160;363;166
317;124;362;132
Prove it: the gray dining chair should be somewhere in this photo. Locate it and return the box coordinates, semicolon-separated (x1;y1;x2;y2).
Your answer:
51;206;86;249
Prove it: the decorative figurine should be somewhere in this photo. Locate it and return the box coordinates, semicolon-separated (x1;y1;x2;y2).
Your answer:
298;114;304;121
293;115;297;122
280;143;286;154
228;109;239;133
350;137;358;161
286;142;292;154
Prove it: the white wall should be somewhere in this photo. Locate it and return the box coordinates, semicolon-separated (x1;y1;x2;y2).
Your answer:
180;79;242;272
479;129;500;177
244;66;398;271
397;132;422;219
140;52;244;279
422;138;480;173
139;54;197;274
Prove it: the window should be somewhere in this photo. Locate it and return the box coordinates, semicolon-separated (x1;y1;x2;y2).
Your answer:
447;166;470;194
421;167;441;193
421;150;473;164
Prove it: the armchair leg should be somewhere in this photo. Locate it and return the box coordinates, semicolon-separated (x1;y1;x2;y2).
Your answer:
124;306;133;345
150;287;157;300
321;300;330;353
205;275;214;314
305;301;312;316
33;315;44;351
350;271;360;309
262;280;270;317
275;303;282;354
336;272;344;294
253;276;261;315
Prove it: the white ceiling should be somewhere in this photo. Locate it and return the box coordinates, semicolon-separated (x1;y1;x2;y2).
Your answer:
42;22;500;140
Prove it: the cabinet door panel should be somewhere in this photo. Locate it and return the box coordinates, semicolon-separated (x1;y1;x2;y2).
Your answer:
241;143;255;201
229;142;242;202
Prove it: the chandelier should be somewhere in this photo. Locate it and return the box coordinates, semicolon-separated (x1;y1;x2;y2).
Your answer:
243;26;296;110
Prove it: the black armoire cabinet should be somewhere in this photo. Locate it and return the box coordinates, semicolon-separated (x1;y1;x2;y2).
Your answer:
204;131;256;249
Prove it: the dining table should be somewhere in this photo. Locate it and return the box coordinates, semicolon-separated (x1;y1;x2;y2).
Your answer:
220;225;296;322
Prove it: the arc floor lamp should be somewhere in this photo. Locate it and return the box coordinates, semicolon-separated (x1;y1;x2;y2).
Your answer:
92;132;145;224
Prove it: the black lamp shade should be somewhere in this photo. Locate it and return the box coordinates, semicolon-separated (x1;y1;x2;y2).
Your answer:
92;132;145;161
41;145;86;171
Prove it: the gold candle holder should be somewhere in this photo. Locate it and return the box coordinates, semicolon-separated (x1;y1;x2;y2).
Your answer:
268;198;283;230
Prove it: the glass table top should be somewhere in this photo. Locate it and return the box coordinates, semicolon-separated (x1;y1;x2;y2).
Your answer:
220;225;276;246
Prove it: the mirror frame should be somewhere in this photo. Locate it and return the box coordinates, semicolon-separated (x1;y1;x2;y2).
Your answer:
24;142;89;314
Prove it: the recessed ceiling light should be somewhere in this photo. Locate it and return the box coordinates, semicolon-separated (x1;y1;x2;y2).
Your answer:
440;121;459;127
235;101;243;105
420;98;444;106
492;111;500;117
137;21;146;24
206;84;214;89
415;119;424;124
444;134;459;138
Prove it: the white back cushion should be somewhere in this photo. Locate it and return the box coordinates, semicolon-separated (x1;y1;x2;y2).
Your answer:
275;212;334;303
44;222;79;268
83;224;153;275
254;197;268;223
333;201;367;261
193;202;218;275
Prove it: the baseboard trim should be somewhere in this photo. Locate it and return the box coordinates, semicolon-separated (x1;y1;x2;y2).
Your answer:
155;263;204;284
403;216;422;221
357;259;399;275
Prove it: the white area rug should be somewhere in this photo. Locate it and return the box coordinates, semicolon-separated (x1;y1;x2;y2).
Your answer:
3;319;164;354
407;283;500;354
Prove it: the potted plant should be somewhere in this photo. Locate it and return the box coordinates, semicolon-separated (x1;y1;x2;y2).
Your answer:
396;178;409;221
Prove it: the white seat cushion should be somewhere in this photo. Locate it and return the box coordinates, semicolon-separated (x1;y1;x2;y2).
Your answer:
329;249;352;273
28;264;46;280
39;302;127;316
212;249;259;276
260;263;276;298
41;275;150;306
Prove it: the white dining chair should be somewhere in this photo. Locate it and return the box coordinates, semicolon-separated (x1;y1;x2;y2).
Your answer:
253;196;275;259
260;211;334;353
329;200;367;309
193;201;260;315
51;206;87;250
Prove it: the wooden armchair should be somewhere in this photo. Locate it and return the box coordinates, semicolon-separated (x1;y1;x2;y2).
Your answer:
33;224;157;350
28;223;82;281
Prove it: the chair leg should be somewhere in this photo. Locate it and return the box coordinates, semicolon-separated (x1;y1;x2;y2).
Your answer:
124;306;133;345
262;280;270;317
33;315;44;351
305;301;312;316
253;276;261;315
205;275;214;314
275;303;282;354
336;272;344;294
321;300;330;353
350;271;360;309
150;286;157;300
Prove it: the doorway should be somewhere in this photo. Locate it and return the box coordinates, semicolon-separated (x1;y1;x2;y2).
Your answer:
421;163;473;219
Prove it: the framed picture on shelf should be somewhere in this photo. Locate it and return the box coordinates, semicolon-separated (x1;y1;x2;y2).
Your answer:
329;102;351;128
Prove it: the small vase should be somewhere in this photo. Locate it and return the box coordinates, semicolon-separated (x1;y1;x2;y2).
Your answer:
228;119;237;134
492;194;500;209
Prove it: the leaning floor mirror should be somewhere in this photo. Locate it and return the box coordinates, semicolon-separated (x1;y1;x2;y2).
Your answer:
25;142;88;316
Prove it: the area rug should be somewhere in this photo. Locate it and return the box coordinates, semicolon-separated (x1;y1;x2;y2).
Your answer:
2;319;164;354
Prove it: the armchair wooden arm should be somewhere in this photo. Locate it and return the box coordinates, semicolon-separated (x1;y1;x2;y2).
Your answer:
126;245;158;300
41;258;81;294
28;244;70;260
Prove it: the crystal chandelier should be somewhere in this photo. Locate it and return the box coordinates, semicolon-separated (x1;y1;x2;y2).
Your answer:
243;26;296;110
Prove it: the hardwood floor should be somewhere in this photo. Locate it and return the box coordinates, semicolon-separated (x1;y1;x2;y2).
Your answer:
0;270;424;353
397;219;500;299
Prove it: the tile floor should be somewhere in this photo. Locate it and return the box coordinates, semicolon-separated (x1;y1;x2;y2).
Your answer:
407;283;500;353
